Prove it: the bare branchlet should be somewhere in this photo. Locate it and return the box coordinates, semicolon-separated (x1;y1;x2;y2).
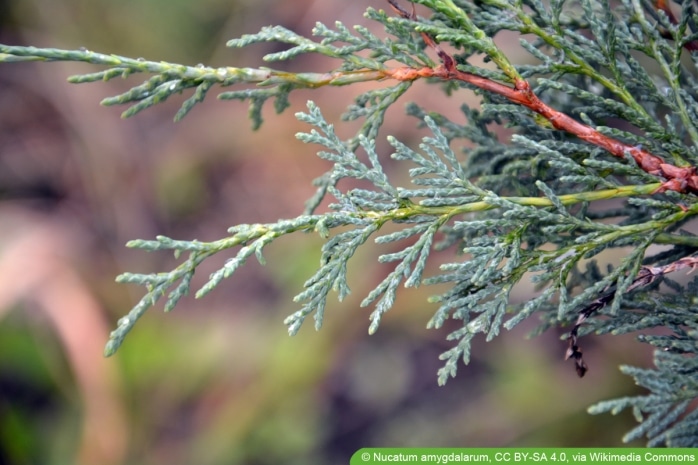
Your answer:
566;256;698;377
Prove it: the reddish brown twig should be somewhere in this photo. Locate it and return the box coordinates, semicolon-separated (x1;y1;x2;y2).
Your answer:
565;256;698;377
384;0;698;196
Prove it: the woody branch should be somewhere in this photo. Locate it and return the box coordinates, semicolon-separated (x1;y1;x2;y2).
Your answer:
384;0;698;196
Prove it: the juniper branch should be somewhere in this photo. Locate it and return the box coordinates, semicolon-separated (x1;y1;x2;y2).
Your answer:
4;0;698;446
0;44;396;126
386;0;698;195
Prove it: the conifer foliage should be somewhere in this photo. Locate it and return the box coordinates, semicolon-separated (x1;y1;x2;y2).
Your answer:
3;0;698;446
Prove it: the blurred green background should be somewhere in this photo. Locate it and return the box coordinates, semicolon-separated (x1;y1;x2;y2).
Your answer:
0;0;649;464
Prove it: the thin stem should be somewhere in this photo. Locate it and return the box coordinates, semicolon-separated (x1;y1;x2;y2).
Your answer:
0;44;389;88
360;183;666;221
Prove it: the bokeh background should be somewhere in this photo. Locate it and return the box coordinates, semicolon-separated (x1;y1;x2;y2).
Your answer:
0;0;651;464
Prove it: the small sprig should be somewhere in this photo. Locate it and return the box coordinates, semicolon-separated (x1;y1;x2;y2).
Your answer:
107;216;347;355
0;39;394;129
